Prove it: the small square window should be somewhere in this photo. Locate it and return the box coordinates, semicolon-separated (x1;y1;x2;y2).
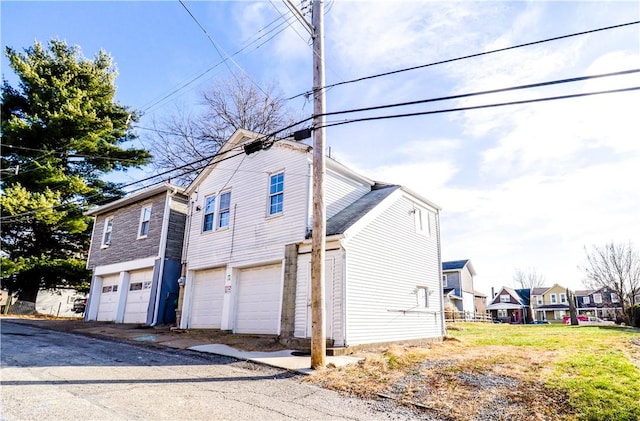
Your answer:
129;282;143;291
500;294;510;303
583;296;590;305
593;293;602;304
269;172;284;216
138;206;152;238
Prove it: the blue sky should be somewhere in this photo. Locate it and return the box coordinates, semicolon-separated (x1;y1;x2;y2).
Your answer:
2;1;639;296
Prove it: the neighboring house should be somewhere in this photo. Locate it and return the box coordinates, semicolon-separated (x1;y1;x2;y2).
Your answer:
575;287;623;320
179;129;444;347
530;284;571;322
36;288;87;317
441;260;476;318
474;290;488;315
84;183;188;325
486;287;532;323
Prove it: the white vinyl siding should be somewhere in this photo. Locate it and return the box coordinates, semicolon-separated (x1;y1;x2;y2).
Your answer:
343;194;442;346
294;251;344;346
325;169;370;220
186;144;309;270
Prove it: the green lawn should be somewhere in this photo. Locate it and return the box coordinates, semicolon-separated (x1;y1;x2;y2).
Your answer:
447;323;640;421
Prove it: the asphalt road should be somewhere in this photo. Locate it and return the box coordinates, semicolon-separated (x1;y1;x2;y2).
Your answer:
0;321;425;421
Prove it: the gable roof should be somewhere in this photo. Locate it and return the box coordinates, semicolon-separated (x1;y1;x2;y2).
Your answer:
185;128;311;195
85;183;185;216
442;259;476;276
574;289;594;297
322;184;400;236
531;288;548;296
490;286;530;306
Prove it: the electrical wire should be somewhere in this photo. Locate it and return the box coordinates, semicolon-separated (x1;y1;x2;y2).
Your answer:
288;20;640;100
317;86;640;129
316;69;640;118
178;0;270;98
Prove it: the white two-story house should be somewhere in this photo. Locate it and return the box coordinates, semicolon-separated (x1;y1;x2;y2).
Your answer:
179;129;445;347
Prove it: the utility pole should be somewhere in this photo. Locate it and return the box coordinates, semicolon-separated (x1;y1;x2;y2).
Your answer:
310;0;326;369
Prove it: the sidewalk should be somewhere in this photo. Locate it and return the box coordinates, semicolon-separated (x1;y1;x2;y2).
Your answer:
1;317;362;374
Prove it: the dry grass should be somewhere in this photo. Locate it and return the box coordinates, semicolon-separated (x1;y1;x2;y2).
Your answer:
306;326;579;420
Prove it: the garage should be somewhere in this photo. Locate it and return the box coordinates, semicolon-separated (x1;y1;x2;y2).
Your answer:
235;264;282;334
123;269;153;324
96;274;120;321
188;268;225;328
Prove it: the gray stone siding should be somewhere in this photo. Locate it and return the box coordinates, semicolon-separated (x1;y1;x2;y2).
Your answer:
87;193;167;269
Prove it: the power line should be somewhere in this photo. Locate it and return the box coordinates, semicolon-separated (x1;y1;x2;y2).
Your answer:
317;69;640;118
317;86;640;129
289;20;640;100
178;0;270;98
141;5;297;113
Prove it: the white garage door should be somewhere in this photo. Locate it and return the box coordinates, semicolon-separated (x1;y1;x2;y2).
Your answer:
97;275;120;321
123;269;153;324
189;268;225;328
236;264;282;334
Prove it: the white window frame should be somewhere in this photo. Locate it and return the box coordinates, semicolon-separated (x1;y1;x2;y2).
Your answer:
416;286;429;309
101;216;113;248
560;293;567;304
535;295;543;305
593;293;602;304
137;206;152;239
550;293;557;304
268;171;285;216
500;294;510;303
583;296;590;305
442;274;448;287
217;191;231;229
497;309;508;318
203;195;216;232
414;206;431;237
611;292;620;303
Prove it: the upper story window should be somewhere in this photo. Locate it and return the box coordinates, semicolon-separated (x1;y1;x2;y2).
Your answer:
583;296;590;305
138;206;152;238
203;195;216;232
550;294;557;304
535;295;543;305
268;172;284;216
593;293;602;304
500;294;510;303
560;293;567;304
416;286;430;308
611;293;620;303
217;191;231;229
442;274;448;287
102;217;113;247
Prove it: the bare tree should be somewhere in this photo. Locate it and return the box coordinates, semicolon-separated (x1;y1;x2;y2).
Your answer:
581;241;640;322
512;267;546;290
148;74;299;184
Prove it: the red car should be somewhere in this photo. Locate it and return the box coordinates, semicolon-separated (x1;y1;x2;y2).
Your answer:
563;315;588;324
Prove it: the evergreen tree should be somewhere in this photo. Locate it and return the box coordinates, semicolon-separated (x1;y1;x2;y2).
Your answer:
1;40;151;302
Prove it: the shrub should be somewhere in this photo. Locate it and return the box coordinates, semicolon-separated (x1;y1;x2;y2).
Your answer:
625;304;640;328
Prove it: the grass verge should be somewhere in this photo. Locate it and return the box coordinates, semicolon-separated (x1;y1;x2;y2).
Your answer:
305;323;640;420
